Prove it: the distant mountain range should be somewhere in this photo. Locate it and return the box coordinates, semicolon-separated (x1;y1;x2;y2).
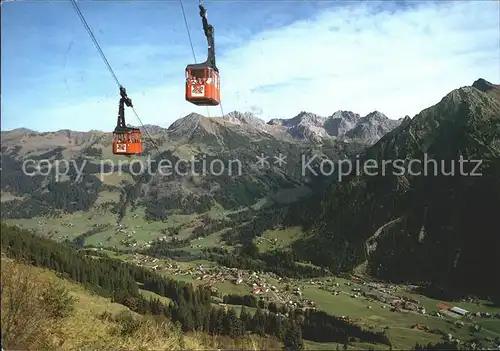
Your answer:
0;108;401;221
2;108;403;147
1;106;376;224
269;110;403;144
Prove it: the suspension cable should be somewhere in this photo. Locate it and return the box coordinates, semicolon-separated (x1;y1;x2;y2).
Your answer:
69;0;161;155
179;0;211;119
70;0;268;221
179;0;229;156
69;0;120;87
179;0;197;64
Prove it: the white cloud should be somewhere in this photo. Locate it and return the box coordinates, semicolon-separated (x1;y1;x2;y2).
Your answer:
41;0;499;131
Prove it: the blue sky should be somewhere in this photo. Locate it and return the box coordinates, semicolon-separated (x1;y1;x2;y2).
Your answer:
1;0;499;132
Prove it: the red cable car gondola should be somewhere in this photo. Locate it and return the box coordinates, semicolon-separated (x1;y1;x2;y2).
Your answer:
113;86;142;156
185;4;220;106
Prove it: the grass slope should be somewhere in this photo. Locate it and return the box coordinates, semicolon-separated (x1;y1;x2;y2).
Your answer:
0;256;281;351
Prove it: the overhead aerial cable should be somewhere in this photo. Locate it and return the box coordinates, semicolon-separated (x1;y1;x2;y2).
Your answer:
179;0;210;119
180;0;228;155
178;3;272;208
182;0;221;107
69;0;279;219
181;1;265;203
69;0;161;157
112;87;142;155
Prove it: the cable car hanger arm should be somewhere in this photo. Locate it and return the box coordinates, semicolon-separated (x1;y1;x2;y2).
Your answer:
199;4;217;71
116;86;133;129
120;86;133;108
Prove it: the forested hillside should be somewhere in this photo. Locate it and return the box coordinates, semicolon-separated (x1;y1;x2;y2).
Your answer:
1;223;392;350
286;79;500;301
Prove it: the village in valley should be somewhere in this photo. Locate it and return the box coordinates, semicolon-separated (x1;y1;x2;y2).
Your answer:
13;219;500;349
114;250;500;350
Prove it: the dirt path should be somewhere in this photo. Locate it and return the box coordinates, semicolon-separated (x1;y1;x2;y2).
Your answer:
365;217;403;255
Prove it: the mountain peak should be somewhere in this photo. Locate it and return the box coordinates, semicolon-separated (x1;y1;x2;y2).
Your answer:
365;111;389;120
472;78;500;102
167;112;224;140
329;110;360;121
472;78;495;92
267;111;324;128
223;111;265;127
140;124;165;134
266;109;399;144
323;111;361;137
345;111;401;144
293;111;325;125
4;127;36;134
168;113;205;129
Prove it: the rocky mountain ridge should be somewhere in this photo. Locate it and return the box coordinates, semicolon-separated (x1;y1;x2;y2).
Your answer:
0;104;369;224
268;110;403;144
2;108;403;150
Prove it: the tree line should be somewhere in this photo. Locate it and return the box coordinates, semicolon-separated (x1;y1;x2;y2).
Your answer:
413;341;461;350
202;245;325;279
1;223;391;349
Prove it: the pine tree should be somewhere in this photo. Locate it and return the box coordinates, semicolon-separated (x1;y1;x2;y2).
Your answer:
258;298;266;309
268;302;278;313
176;298;195;332
215;308;225;334
252;307;265;335
239;306;251;330
273;314;284;340
222;308;237;337
208;308;218;334
227;308;244;337
283;321;303;351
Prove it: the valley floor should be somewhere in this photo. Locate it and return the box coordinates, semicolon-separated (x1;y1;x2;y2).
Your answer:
113;251;500;350
5;212;500;350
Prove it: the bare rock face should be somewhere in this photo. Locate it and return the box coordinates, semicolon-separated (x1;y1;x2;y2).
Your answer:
268;110;401;145
345;111;402;144
140;124;168;134
324;111;362;137
223;111;265;127
472;78;500;102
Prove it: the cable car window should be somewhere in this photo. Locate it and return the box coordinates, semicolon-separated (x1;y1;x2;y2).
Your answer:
191;69;204;79
189;69;205;84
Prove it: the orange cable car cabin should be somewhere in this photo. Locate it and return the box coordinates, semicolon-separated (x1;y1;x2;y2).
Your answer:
112;86;143;156
186;64;220;106
113;127;142;155
185;4;220;106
